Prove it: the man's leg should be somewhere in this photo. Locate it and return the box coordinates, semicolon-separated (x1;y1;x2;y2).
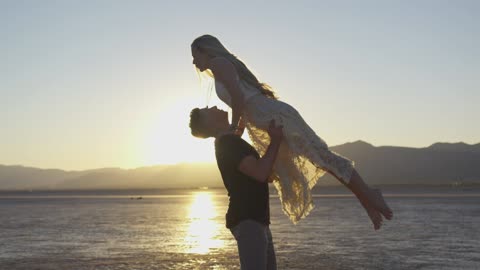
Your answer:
266;227;277;270
231;219;269;270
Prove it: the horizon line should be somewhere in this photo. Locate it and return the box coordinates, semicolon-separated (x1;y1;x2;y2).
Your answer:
1;140;478;172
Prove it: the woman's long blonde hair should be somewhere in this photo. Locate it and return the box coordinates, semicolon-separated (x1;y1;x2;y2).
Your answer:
191;34;277;99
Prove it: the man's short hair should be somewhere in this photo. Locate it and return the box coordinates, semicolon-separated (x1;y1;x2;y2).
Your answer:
189;108;208;138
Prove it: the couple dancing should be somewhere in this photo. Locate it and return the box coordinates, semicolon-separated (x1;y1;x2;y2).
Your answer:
189;34;393;269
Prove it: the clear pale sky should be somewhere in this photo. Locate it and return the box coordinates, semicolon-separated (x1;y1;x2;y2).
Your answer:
1;1;479;170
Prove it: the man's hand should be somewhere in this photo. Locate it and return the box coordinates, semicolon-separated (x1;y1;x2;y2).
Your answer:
267;119;283;143
234;127;245;136
235;117;246;136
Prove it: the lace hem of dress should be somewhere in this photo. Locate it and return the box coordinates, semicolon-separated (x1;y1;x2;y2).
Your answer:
243;96;355;224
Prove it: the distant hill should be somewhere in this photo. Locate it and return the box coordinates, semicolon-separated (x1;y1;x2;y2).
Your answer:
1;141;479;190
0;164;218;190
323;140;480;186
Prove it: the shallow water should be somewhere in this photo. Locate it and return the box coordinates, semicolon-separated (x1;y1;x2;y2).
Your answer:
0;188;479;269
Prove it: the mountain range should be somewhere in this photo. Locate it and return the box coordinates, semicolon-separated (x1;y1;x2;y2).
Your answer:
1;141;479;190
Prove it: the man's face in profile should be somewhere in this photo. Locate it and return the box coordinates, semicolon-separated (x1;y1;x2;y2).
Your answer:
198;106;228;128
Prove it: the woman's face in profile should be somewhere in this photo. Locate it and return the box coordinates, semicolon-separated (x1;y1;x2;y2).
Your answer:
191;47;208;71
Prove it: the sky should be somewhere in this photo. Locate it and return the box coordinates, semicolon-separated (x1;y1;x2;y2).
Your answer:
1;0;479;170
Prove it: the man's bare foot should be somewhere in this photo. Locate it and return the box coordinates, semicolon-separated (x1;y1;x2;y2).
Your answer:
369;188;393;220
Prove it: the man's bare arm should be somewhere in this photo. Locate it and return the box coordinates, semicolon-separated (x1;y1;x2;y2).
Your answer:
237;120;283;183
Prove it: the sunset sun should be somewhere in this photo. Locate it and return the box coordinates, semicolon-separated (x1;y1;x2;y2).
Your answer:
142;97;217;165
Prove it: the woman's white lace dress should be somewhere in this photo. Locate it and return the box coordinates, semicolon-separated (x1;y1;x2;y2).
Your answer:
215;78;355;224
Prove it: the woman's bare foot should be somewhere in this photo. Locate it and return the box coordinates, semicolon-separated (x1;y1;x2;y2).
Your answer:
334;169;392;229
369;188;393;220
359;197;383;230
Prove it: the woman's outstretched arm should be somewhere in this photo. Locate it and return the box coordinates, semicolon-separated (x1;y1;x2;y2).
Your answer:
209;57;245;131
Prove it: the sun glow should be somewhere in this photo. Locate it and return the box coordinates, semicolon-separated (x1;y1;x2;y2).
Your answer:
142;97;216;165
184;192;224;254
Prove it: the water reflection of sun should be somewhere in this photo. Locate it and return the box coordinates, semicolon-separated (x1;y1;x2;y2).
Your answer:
184;192;224;254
